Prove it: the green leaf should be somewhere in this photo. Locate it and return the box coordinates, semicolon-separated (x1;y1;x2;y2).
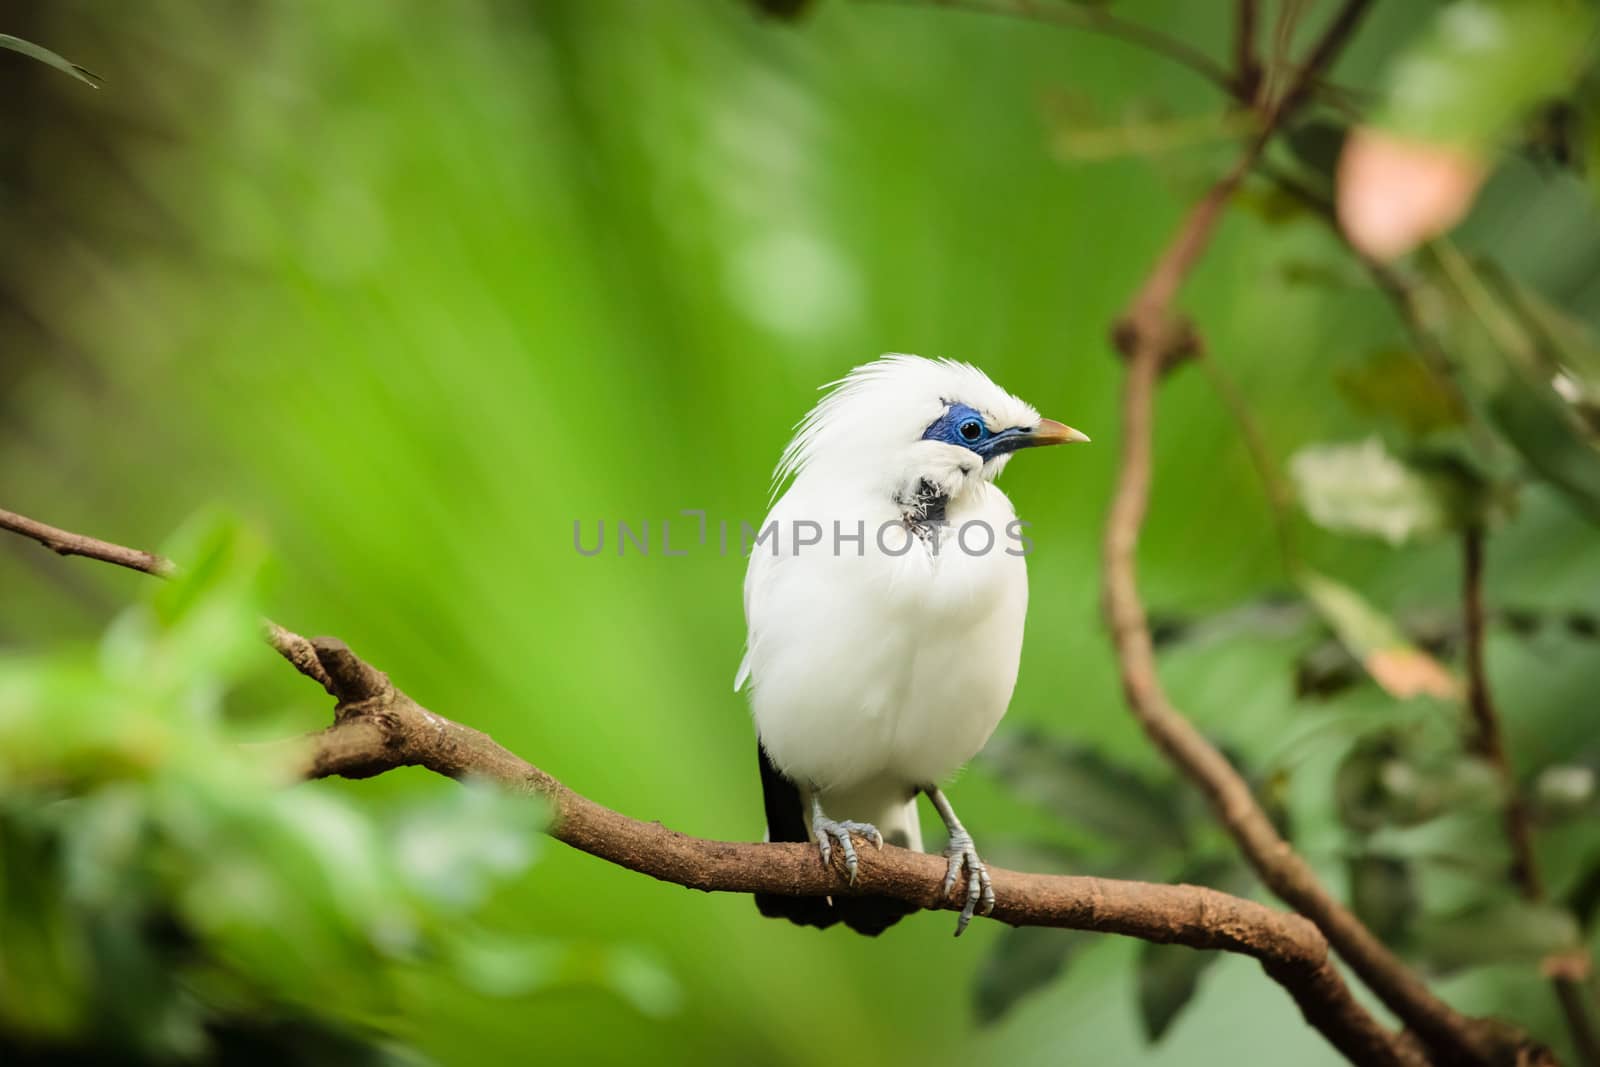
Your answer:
982;731;1187;852
1424;245;1600;525
974;926;1089;1024
1285;119;1348;182
1413;898;1582;974
1136;940;1217;1043
1299;570;1460;701
1376;1;1594;151
0;33;100;87
1347;853;1418;942
1335;349;1467;435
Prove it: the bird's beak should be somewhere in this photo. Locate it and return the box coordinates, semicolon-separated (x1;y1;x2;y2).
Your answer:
1020;418;1091;447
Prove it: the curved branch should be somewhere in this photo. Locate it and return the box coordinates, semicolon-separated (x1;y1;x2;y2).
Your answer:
2;506;1426;1066
290;634;1423;1067
1099;4;1538;1065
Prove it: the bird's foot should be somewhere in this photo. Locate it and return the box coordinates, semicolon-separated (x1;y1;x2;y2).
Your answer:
811;814;883;886
942;827;995;937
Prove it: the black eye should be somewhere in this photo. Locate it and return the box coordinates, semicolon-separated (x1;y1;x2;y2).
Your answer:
958;419;983;443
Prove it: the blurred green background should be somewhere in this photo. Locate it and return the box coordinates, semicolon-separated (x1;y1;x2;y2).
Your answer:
3;2;1599;1064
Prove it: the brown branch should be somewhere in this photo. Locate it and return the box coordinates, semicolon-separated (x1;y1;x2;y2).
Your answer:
0;508;1426;1066
1463;526;1542;896
0;506;176;577
1464;527;1600;1066
1100;3;1539;1065
1234;0;1261;103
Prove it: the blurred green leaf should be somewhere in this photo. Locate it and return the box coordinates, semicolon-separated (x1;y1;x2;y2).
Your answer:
1413;898;1582;974
1347;853;1418;942
1376;1;1594;150
1335;349;1467;435
974;926;1090;1025
1335;734;1502;832
1425;244;1600;525
1136;940;1217;1044
1299;570;1460;701
394;780;545;911
0;520;563;1059
0;33;99;87
1290;438;1484;545
982;731;1187;852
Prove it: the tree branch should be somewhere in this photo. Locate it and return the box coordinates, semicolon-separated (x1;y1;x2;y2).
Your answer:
1234;0;1261;103
1464;527;1600;1066
0;506;176;577
1098;3;1539;1064
1;507;1425;1067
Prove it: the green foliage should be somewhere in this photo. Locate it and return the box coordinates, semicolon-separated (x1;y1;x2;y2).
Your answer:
1419;245;1600;524
0;517;565;1060
977;734;1255;1036
1375;0;1594;151
1136;941;1218;1044
6;1;1600;1064
1334;349;1466;437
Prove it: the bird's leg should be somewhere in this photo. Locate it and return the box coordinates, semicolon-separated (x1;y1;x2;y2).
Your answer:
808;793;883;886
924;785;995;936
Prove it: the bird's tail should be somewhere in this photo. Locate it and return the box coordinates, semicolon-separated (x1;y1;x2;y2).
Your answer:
753;742;920;936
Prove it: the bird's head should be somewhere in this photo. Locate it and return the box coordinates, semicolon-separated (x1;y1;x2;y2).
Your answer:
774;354;1087;500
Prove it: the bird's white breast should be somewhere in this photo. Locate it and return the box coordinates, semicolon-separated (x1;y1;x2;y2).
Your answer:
739;479;1027;793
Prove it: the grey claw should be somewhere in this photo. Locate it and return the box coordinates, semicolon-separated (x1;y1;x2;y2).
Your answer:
812;817;882;887
942;832;993;937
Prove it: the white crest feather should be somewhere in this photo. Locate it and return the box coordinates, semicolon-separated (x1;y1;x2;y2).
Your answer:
770;353;1039;499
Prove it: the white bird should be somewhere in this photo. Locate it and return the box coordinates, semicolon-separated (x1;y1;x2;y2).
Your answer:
736;354;1088;935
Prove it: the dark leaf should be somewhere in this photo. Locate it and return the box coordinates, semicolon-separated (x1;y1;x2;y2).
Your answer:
982;732;1187;852
742;0;816;19
1149;595;1309;652
1286;119;1347;182
0;34;100;87
1335;349;1467;435
974;926;1089;1024
1347;854;1417;942
1565;853;1600;931
1136;941;1217;1043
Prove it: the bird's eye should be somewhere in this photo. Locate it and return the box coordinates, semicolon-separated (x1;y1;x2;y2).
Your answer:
958;419;983;442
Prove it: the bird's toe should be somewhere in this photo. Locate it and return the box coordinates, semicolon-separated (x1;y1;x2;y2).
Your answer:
942;840;994;937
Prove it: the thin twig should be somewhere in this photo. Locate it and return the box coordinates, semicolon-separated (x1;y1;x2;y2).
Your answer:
1235;0;1262;103
0;508;1426;1067
1464;527;1600;1066
0;506;175;577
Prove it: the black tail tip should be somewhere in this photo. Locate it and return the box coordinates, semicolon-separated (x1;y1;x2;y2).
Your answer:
755;892;916;937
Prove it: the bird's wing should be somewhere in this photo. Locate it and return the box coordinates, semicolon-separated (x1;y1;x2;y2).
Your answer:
733;494;787;692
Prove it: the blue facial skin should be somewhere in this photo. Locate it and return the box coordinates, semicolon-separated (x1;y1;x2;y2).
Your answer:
921;402;1041;460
